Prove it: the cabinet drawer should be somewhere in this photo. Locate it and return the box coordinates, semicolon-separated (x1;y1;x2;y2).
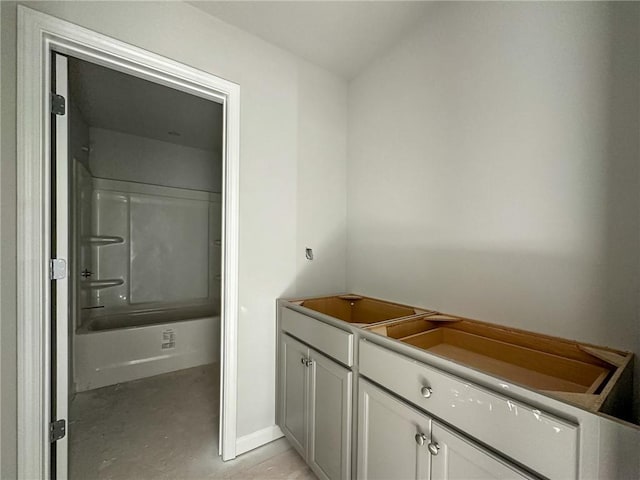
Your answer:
359;339;578;480
282;307;354;366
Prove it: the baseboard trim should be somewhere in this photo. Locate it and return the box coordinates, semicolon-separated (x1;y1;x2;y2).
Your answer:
235;425;284;456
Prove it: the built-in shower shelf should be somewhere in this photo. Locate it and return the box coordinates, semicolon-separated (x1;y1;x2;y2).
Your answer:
81;279;124;290
82;235;124;246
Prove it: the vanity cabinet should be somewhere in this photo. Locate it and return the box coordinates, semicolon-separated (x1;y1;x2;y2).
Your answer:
358;379;532;480
280;333;352;480
278;296;640;479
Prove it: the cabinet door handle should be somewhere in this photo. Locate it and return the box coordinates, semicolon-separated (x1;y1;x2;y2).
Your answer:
415;433;427;446
421;386;433;398
301;357;306;365
427;442;440;456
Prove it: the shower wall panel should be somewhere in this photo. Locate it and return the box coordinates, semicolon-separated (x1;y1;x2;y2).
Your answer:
72;162;94;307
72;150;93;395
129;194;209;304
92;189;129;308
83;178;221;321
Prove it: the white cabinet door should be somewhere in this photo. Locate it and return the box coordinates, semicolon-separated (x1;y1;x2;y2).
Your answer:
308;351;352;480
281;334;309;456
357;379;431;480
430;422;533;480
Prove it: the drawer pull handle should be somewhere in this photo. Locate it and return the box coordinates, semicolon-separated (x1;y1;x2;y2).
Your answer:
427;442;440;456
420;386;433;398
415;433;427;446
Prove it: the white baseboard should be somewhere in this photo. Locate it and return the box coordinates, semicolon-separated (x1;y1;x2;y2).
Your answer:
235;425;284;456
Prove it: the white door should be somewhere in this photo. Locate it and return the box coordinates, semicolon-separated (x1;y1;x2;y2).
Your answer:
357;379;430;480
430;422;533;480
51;51;70;480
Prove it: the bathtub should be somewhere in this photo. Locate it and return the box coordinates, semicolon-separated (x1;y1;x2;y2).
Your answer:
74;305;219;392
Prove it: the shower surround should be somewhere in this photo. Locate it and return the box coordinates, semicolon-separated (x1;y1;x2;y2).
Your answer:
73;163;221;391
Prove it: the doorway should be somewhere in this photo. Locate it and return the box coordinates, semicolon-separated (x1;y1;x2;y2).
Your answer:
57;53;223;477
17;7;240;478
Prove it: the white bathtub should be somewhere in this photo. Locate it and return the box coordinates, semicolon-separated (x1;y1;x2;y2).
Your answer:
74;306;219;392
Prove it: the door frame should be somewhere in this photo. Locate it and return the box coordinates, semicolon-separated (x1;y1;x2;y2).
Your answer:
16;6;241;478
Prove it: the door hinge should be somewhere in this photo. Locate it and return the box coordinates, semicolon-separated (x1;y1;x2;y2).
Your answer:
51;93;66;116
50;258;67;280
50;419;66;442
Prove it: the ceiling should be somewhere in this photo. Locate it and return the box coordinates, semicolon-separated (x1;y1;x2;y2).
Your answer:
188;1;433;79
69;58;223;151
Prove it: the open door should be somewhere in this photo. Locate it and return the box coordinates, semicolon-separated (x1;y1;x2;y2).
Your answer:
51;51;70;480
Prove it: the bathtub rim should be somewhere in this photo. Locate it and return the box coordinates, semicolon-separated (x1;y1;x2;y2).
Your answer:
79;302;219;333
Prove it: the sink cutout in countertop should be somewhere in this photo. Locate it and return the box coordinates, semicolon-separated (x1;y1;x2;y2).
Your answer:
295;294;431;325
366;312;630;414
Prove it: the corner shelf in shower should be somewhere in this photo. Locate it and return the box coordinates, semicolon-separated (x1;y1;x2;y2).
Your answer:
81;279;124;290
81;235;124;246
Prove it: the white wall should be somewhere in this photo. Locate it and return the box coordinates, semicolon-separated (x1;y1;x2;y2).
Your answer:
347;2;640;416
0;1;348;473
296;61;348;295
89;128;222;192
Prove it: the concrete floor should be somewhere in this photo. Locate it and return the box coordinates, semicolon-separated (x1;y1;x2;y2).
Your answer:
70;364;315;479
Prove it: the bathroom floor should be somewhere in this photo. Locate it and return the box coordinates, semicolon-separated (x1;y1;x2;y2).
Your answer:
70;364;315;479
